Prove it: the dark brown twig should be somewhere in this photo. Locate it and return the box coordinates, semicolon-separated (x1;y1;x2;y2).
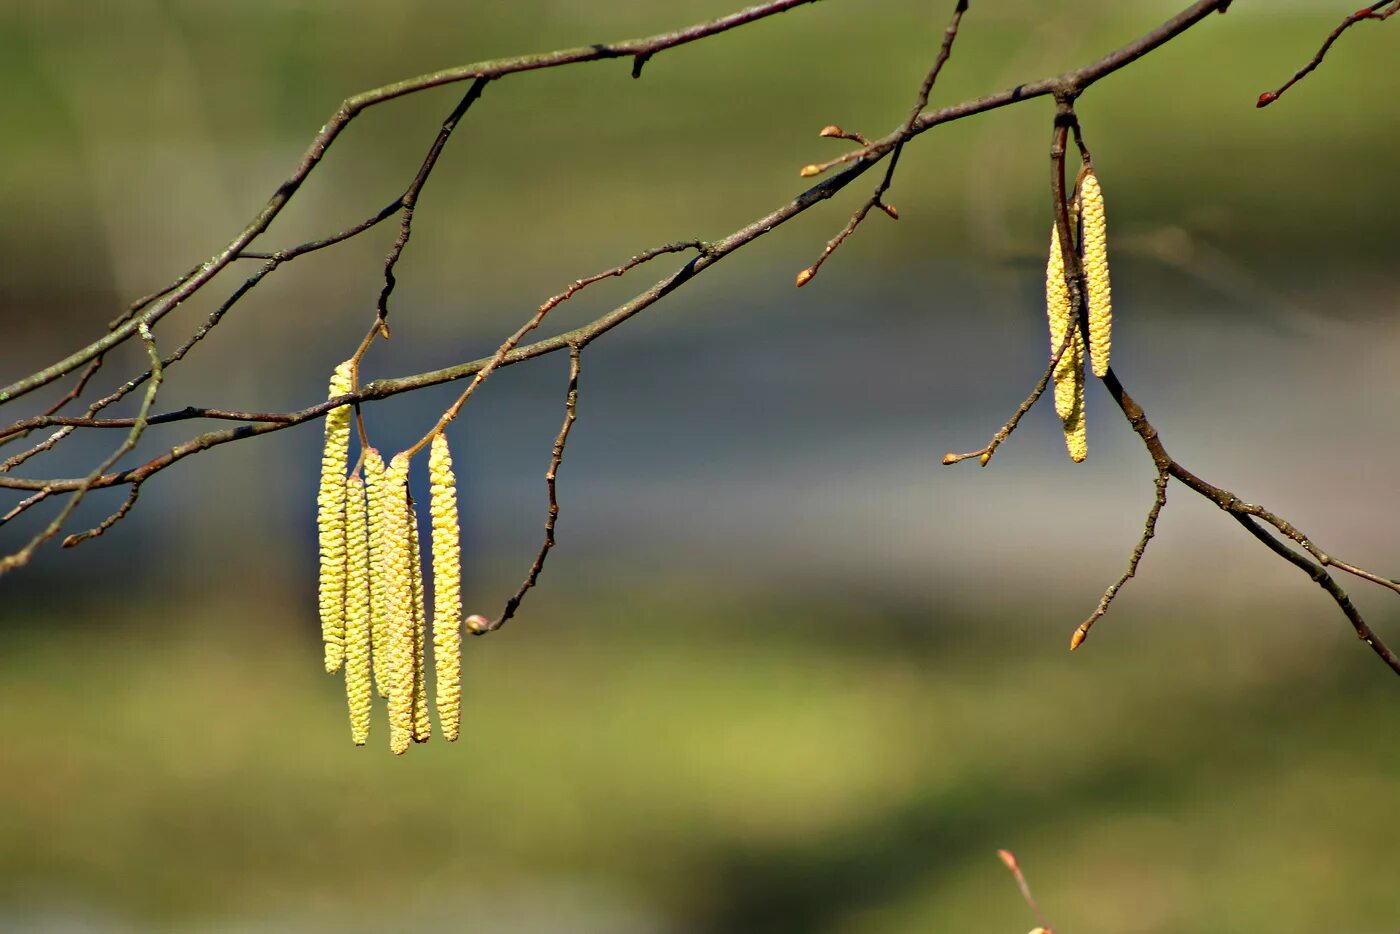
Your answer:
1093;363;1400;678
940;326;1074;467
0;1;1249;555
0;0;823;407
1071;467;1169;650
372;78;491;339
796;0;969;287
405;242;702;458
1257;1;1397;107
62;481;143;548
470;345;582;635
1031;107;1400;675
0;325;163;575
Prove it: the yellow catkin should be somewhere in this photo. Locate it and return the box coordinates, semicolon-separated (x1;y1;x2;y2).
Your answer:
317;361;354;673
1047;217;1088;463
363;450;391;701
1045;222;1077;422
1063;344;1087;463
343;474;372;746
382;453;415;756
1081;168;1112;378
429;433;462;742
409;502;431;744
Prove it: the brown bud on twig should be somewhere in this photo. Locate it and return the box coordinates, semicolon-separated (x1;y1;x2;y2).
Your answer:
795;267;816;288
799;164;822;177
819;124;844;138
879;202;899;220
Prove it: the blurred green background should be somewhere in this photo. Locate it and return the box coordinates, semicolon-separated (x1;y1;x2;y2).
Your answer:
2;1;1398;931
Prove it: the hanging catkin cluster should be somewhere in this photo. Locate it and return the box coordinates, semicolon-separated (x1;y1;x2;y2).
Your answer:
314;363;469;755
1045;166;1113;463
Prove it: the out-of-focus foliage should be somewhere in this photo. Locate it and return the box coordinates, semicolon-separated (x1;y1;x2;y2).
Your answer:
2;590;1398;932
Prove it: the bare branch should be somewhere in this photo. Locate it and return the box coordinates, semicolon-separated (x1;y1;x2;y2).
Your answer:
1071;468;1169;650
1257;1;1398;108
0;0;823;407
62;482;143;549
1093;363;1400;677
1;325;164;575
940;327;1074;467
471;345;583;635
372;78;491;340
0;0;1242;533
795;0;969;287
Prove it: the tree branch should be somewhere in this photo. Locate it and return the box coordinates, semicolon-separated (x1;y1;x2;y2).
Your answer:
0;0;823;407
1256;0;1398;108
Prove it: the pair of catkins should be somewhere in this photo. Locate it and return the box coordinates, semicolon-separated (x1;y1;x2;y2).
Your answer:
316;361;477;755
1045;167;1112;462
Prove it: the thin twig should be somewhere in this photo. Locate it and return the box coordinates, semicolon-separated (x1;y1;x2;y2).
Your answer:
0;427;73;473
796;0;970;287
941;327;1074;467
1257;1;1396;107
1229;512;1400;675
1094;362;1400;678
0;0;823;407
0;488;55;527
1;325;163;575
0;1;1241;535
373;79;490;340
62;481;143;548
405;242;703;457
471;345;583;635
998;850;1054;934
1070;467;1169;650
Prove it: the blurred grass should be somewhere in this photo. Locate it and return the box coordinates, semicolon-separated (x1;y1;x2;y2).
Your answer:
2;584;1397;932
